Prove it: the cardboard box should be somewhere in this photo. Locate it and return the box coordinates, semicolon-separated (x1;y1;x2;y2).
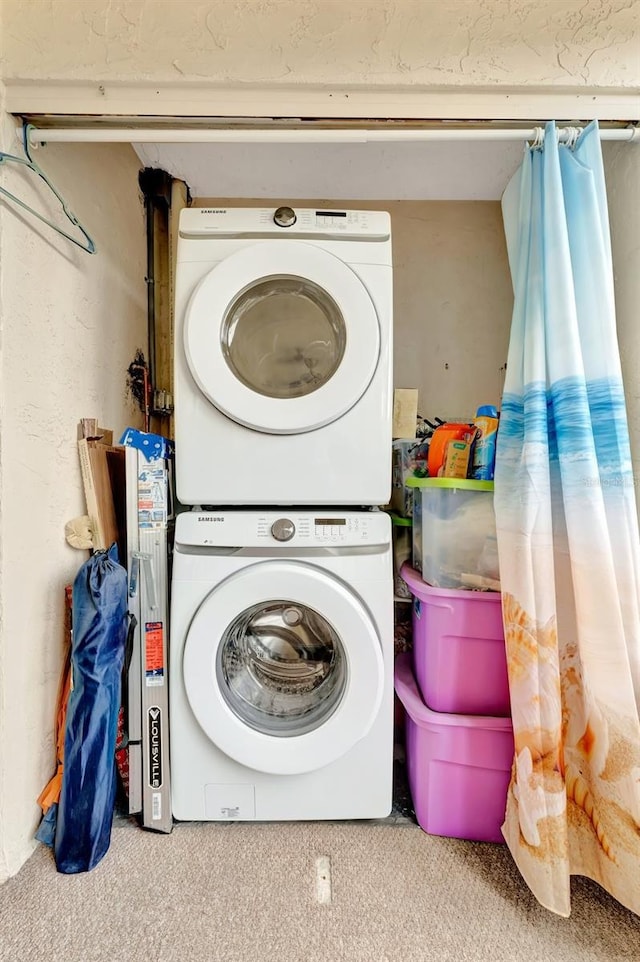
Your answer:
392;389;419;439
442;437;475;479
77;421;125;556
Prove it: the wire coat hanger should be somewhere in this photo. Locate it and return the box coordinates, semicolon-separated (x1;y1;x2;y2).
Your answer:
0;123;96;254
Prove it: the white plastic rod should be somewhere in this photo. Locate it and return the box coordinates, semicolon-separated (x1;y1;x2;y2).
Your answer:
26;125;640;146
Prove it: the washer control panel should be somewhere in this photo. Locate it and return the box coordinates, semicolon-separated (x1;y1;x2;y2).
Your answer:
257;514;372;544
311;517;367;542
177;510;389;548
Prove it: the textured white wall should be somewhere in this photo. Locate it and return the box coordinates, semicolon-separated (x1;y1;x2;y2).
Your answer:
0;87;146;881
604;143;640;491
0;82;5;885
389;200;512;417
2;0;638;88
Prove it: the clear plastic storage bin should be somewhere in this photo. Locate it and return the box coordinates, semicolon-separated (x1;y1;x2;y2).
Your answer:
406;477;498;590
390;439;430;519
390;513;412;601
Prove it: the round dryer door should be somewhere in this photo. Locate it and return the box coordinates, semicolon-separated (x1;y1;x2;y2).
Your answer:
182;561;385;775
183;241;381;434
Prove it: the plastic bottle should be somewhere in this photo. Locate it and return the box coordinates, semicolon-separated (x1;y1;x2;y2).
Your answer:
471;405;499;481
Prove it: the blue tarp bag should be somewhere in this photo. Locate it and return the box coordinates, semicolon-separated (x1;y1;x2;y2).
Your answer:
54;544;128;874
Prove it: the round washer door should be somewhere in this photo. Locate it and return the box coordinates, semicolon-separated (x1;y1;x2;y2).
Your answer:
182;561;384;775
184;241;381;434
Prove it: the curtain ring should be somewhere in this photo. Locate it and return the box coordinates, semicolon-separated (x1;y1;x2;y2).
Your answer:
531;126;544;150
561;126;582;150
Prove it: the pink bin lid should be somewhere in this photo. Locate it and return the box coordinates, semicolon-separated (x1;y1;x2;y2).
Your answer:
394;653;512;732
400;563;502;604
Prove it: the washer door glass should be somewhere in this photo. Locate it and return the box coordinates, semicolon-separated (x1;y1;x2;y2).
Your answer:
218;600;346;735
182;560;385;775
223;278;346;400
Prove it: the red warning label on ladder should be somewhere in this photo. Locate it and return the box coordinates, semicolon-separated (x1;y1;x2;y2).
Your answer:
145;622;165;686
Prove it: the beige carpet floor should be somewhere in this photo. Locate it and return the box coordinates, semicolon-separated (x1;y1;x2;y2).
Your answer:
1;817;639;962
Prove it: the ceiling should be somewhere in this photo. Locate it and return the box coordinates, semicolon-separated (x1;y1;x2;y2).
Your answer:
132;140;526;202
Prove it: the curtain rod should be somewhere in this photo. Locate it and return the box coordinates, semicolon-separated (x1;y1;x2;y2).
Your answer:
26;125;640;146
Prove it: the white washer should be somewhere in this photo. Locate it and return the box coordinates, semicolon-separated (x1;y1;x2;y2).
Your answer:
170;509;393;821
174;206;393;505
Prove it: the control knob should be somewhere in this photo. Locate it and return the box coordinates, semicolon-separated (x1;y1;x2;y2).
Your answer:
271;518;295;542
273;206;297;228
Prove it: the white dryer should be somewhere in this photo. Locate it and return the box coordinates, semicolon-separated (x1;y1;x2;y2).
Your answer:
169;509;393;821
174;206;392;506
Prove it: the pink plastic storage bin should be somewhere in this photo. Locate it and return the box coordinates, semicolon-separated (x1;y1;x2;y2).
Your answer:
401;563;510;717
394;653;513;843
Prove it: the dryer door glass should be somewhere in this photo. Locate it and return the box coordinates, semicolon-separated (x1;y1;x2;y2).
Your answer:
217;600;346;736
183;242;382;434
222;277;346;399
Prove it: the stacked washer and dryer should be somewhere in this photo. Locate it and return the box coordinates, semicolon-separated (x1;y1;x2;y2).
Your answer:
170;206;395;821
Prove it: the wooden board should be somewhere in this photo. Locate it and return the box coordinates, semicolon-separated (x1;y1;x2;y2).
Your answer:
77;435;126;558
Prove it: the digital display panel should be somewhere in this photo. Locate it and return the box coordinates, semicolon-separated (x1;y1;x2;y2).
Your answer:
316;211;347;217
315;519;346;526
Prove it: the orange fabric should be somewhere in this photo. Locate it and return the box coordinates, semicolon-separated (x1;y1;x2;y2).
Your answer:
37;648;72;814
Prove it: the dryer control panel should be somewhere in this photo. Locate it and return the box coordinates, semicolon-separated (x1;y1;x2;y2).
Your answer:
179;206;390;240
176;510;390;549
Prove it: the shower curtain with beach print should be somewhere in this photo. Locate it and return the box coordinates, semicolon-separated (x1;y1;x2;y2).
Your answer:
496;121;640;917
